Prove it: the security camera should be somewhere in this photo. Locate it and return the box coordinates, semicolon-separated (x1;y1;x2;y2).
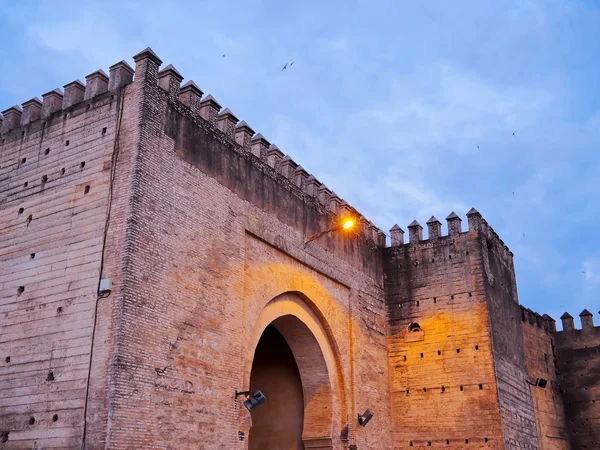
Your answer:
358;409;373;427
237;390;266;412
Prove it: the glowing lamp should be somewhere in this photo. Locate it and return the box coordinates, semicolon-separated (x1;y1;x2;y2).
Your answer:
342;219;354;230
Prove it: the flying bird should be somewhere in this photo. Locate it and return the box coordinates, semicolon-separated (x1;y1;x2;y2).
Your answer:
477;145;479;149
222;54;226;58
522;233;526;237
512;132;516;137
281;63;288;71
512;191;515;196
290;61;294;66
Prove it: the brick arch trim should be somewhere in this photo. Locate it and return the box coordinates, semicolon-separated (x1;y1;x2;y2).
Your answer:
242;291;346;447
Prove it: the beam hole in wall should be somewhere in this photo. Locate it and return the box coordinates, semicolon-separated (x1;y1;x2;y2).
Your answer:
406;389;409;395
416;300;420;306
403;355;407;361
18;207;24;215
45;148;50;155
456;348;460;353
451;295;454;300
28;417;35;426
65;140;70;146
102;127;107;135
1;431;8;443
46;371;54;382
414;261;419;266
465;439;469;444
22;130;25;136
468;292;472;297
26;214;32;225
17;286;24;296
61;168;65;175
431;258;435;262
484;438;488;443
433;297;437;303
56;306;63;315
478;384;483;390
475;345;479;350
408;323;421;332
4;356;9;364
52;414;58;422
438;350;441;355
80;161;85;169
446;440;450;445
420;353;423;358
466;250;469;255
41;175;48;184
84;185;90;194
441;386;445;392
460;385;463;391
30;253;35;259
428;442;431;446
409;442;413;447
449;255;452;259
423;388;427;392
21;157;26;164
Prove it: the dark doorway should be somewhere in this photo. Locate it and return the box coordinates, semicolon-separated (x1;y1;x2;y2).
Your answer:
248;324;305;450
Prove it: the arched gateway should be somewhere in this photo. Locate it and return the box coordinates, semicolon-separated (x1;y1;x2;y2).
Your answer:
242;292;347;450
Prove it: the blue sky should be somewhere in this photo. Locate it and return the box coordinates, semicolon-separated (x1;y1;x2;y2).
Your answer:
1;0;598;326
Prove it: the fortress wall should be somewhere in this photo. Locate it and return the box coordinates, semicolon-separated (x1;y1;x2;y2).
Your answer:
520;310;570;449
555;312;600;449
99;49;391;450
0;64;132;449
383;214;504;449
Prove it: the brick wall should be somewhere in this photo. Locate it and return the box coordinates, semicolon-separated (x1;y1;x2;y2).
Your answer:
0;88;123;448
384;217;504;449
520;309;570;449
555;314;600;449
97;50;392;450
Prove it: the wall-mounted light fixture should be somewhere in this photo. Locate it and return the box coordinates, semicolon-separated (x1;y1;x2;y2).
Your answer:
236;390;267;412
358;409;374;427
305;218;355;244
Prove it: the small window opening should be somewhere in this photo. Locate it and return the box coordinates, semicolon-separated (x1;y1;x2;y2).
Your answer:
408;323;421;332
465;439;469;444
46;371;55;382
80;161;85;168
17;286;24;296
5;356;10;364
65;140;69;146
23;181;28;187
30;253;35;259
441;386;445;392
41;175;48;184
45;148;50;155
84;185;90;194
451;295;454;300
102;127;107;135
475;345;479;350
449;254;452;259
484;438;488;443
479;384;483;390
456;348;460;353
423;387;427;392
56;306;63;314
437;350;441;356
21;157;26;163
433;297;437;303
420;353;423;358
61;168;65;175
28;417;35;425
468;292;472;297
460;385;463;391
52;414;58;422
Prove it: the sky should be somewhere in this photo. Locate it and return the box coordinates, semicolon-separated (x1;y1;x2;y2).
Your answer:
0;0;598;327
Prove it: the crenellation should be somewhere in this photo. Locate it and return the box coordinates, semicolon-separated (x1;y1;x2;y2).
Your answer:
199;94;221;123
407;220;423;243
328;192;342;213
579;309;594;330
216;107;238;137
250;132;270;159
560;312;575;331
294;165;309;189
157;63;184;98
1;105;22;134
445;211;462;236
305;174;320;197
178;80;203;113
20;97;42;126
317;183;332;206
279;154;298;180
266;144;284;169
84;69;109;100
41;88;64;118
108;60;134;91
62;80;85;109
389;224;404;246
426;216;442;239
234;120;254;148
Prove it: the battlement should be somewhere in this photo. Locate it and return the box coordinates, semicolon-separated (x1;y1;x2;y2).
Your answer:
519;306;557;333
388;207;513;261
557;309;599;333
0;47;386;247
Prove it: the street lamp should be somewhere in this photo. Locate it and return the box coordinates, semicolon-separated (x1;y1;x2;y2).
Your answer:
305;218;355;244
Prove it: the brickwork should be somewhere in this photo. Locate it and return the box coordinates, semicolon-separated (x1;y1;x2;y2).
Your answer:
1;47;599;450
520;309;570;449
0;80;125;448
384;215;504;449
555;312;600;449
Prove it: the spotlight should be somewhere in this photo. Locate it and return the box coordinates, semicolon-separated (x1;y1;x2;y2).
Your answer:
236;390;267;412
358;409;373;427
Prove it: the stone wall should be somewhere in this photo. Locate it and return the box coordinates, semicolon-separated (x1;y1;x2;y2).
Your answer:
383;214;504;448
555;311;600;449
520;309;570;449
0;65;131;448
92;49;392;450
